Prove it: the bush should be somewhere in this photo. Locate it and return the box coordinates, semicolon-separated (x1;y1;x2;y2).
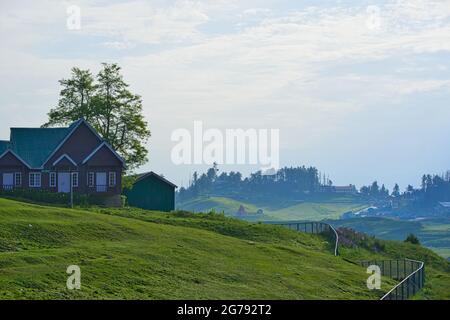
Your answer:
0;188;110;207
404;233;420;245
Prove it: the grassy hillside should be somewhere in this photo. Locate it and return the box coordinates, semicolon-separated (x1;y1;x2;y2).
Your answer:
1;198;448;300
91;206;450;300
177;195;366;221
0;198;393;300
337;235;450;300
328;217;450;260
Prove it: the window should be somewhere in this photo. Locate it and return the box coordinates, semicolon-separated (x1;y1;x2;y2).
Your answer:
72;172;79;187
29;173;41;188
87;172;94;187
49;172;56;187
14;172;21;186
109;172;116;187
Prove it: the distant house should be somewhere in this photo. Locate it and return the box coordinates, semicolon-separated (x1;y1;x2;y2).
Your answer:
0;119;125;205
235;205;248;217
333;185;357;194
436;202;450;215
319;185;357;194
124;172;177;212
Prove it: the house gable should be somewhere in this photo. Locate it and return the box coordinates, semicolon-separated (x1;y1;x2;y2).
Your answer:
0;150;31;168
52;154;77;167
82;142;124;167
44;120;102;168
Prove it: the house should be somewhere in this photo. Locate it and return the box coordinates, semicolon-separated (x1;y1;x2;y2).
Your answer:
235;205;248;217
124;171;177;211
436;202;450;215
0;119;125;205
318;185;357;194
333;185;357;194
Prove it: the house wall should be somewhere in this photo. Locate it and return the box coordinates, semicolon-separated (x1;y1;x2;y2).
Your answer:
125;175;175;212
0;152;28;187
41;122;123;195
45;122;102;166
1;122;123;197
83;145;123;194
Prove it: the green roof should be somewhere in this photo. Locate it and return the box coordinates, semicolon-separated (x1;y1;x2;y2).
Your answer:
0;119;83;168
0;141;10;154
9;128;71;168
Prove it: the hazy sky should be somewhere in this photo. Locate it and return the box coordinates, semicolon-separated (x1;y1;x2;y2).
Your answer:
1;0;450;190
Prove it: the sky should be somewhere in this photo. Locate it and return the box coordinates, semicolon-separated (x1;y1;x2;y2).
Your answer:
1;0;450;190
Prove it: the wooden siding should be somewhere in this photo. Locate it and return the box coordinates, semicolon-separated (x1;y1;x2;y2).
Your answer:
125;175;175;212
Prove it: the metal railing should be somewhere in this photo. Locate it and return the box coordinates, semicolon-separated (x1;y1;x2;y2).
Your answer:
265;221;425;299
359;259;425;300
1;184;15;191
263;221;340;256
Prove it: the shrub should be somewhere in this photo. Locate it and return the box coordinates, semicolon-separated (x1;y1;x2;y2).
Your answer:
404;233;420;245
0;188;111;207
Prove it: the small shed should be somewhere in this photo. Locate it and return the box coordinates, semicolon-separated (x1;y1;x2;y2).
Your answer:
125;171;177;212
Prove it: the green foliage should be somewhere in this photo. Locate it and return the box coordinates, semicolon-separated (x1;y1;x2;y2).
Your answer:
405;233;420;245
43;63;151;170
122;175;137;190
0;189;111;207
177;165;322;203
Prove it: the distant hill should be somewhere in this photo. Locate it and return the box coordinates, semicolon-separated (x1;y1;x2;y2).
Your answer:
177;195;367;221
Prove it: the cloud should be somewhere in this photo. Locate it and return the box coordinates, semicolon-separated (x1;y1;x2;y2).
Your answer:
79;0;210;44
1;0;450;186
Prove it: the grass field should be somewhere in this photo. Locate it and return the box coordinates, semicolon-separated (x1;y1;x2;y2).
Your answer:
0;198;391;299
0;197;448;299
177;195;367;221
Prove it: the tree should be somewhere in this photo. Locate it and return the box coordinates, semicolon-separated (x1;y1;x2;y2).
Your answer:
370;181;379;196
404;234;420;245
380;184;389;197
392;183;400;197
44;63;151;170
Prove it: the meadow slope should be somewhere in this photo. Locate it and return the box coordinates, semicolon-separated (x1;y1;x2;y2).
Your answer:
0;198;388;300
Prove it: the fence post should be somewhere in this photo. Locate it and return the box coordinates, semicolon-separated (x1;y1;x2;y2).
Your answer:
422;265;425;288
389;260;392;278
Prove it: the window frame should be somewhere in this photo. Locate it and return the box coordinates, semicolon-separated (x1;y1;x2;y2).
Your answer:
72;172;79;187
14;172;22;186
108;172;116;187
29;172;41;188
87;172;95;187
49;172;56;187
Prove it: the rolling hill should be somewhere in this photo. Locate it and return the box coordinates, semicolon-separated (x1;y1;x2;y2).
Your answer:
177;195;367;221
0;198;448;299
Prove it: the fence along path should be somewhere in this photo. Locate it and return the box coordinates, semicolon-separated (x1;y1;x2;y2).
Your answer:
359;259;425;300
262;220;425;300
262;221;339;256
